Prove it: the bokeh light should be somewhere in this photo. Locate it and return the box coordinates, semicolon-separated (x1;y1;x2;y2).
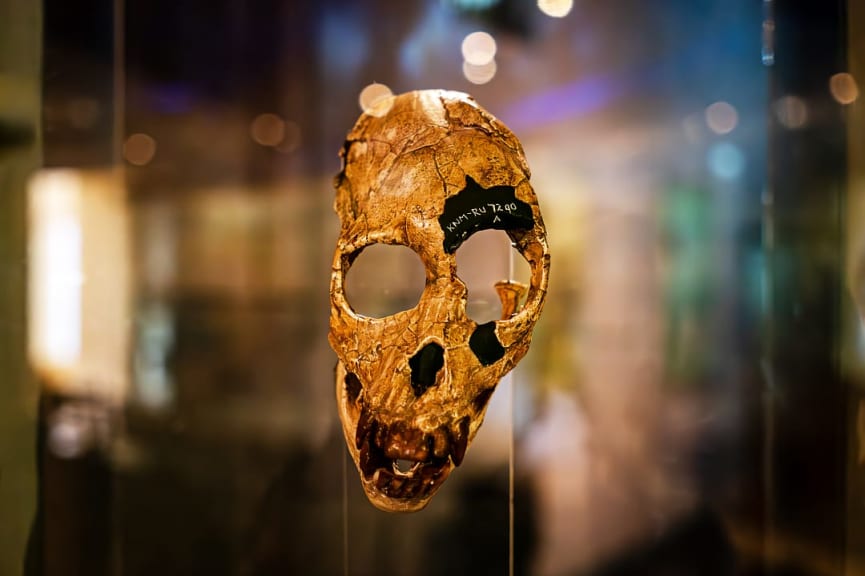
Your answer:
461;31;497;66
707;142;746;181
277;121;303;154
49;414;90;459
704;101;738;135
463;59;497;85
358;82;394;117
123;133;157;166
774;95;808;129
538;0;574;18
829;72;859;105
250;113;286;147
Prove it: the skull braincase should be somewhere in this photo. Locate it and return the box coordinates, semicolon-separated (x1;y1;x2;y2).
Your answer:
329;90;549;512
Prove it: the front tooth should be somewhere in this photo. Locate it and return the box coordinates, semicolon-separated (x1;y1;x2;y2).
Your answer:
412;435;430;461
431;429;449;458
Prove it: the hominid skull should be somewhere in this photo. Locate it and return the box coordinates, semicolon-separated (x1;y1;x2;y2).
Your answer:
329;90;549;512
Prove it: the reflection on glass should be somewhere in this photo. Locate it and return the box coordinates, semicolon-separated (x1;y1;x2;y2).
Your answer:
28;168;130;400
29;170;83;378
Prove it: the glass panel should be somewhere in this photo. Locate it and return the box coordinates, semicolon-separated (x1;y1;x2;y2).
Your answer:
846;2;865;573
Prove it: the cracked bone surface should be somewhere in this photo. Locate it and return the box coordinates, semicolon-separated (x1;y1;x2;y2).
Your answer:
329;90;549;512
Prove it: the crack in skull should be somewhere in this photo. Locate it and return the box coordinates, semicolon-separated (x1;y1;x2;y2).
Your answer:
329;90;549;513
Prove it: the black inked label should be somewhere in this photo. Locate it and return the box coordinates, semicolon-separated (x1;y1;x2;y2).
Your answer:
438;176;533;253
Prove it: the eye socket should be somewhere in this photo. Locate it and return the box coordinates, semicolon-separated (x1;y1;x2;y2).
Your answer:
456;230;530;324
344;243;426;318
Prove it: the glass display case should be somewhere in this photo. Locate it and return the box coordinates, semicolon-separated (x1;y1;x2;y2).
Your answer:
2;0;864;574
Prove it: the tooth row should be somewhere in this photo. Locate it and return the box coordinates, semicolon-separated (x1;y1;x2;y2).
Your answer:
373;461;450;500
354;406;471;468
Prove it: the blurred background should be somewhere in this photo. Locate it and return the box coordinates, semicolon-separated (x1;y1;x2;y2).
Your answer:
2;0;865;574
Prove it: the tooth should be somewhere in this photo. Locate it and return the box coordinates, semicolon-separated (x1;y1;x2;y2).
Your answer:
413;435;430;461
374;468;392;491
450;417;470;467
383;423;403;459
402;477;421;499
355;406;372;449
431;429;449;458
375;422;390;449
387;474;406;496
359;440;377;476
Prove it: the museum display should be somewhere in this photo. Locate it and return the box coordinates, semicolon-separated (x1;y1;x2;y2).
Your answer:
328;89;550;512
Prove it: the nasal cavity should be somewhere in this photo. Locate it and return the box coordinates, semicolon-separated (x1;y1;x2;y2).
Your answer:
409;343;445;397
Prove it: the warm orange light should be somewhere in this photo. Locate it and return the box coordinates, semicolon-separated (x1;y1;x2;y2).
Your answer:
124;133;157;166
830;73;859;105
29;170;83;380
28;169;131;401
250;113;286;147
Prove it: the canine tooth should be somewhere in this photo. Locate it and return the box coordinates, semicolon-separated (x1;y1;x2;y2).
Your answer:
355;407;372;449
359;441;376;476
450;417;470;467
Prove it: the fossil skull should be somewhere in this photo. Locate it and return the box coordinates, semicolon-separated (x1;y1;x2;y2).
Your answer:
329;90;549;512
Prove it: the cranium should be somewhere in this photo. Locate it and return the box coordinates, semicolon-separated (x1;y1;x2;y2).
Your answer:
329;90;549;512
